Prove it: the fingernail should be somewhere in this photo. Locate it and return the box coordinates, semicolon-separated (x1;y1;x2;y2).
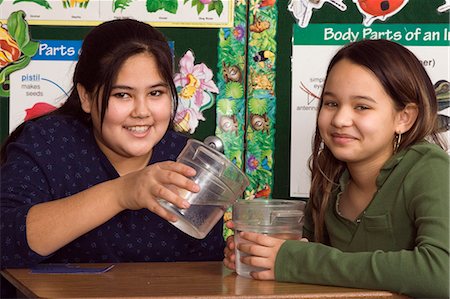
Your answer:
192;184;200;192
182;201;191;209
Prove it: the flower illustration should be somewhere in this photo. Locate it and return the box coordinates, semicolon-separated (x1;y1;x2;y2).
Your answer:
0;11;39;97
247;155;259;171
185;0;224;16
233;24;245;41
0;24;21;68
250;0;261;15
63;0;89;8
173;50;218;133
244;190;255;200
173;106;204;134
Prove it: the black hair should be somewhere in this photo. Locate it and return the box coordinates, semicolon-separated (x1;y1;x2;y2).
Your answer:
1;19;178;164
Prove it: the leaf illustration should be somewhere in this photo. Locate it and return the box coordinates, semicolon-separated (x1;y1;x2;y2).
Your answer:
186;0;224;16
7;10;30;48
217;99;236;115
12;0;51;9
196;2;204;14
163;0;178;13
147;0;178;14
146;0;159;11
199;90;215;111
20;38;39;56
210;0;223;16
7;10;39;56
225;82;244;99
248;98;267;115
0;55;30;89
113;0;133;12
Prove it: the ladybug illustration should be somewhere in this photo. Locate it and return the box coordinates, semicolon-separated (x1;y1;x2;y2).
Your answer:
357;0;406;16
353;0;409;26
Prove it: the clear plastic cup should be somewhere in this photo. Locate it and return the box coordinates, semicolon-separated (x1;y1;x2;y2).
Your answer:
233;199;305;278
159;139;249;239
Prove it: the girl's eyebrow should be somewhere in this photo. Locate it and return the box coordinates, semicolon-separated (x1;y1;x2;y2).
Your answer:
322;91;334;97
111;85;133;90
111;82;169;90
351;95;377;103
323;91;377;103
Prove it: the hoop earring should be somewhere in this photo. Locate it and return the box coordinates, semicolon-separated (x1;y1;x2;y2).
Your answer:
393;132;402;153
319;139;325;151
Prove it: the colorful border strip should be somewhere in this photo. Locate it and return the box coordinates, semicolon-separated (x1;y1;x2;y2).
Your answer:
244;0;277;200
216;1;248;239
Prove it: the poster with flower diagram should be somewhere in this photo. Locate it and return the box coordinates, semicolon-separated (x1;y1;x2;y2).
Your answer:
8;39;80;132
6;34;174;132
0;0;234;28
290;23;450;197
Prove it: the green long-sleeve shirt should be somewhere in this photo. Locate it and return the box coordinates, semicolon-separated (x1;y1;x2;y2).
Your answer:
275;142;449;298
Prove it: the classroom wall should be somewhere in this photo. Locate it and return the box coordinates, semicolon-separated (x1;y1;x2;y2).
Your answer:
1;0;448;200
274;0;449;199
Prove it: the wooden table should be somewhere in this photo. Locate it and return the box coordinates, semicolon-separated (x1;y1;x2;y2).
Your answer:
1;262;409;298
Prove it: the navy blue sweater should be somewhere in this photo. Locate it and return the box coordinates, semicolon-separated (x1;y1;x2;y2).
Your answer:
1;115;224;269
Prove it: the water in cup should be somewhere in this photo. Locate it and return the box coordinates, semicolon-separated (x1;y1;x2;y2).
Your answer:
233;199;305;278
160;202;226;238
159;139;249;239
235;230;302;278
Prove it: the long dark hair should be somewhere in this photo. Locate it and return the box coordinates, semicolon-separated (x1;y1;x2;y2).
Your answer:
308;39;447;242
1;19;178;164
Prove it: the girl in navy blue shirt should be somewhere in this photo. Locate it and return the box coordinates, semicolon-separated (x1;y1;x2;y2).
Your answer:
1;19;224;297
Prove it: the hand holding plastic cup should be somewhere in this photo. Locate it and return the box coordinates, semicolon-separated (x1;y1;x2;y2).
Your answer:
159;139;249;239
233;199;305;278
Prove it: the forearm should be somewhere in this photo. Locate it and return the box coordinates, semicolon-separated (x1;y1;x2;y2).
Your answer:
275;241;449;298
26;178;124;256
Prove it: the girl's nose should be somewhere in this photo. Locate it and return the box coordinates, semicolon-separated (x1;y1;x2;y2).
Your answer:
331;107;353;128
132;97;150;119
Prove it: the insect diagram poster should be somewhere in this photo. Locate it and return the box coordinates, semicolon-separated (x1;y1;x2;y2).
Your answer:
290;23;450;198
0;0;234;27
8;40;80;132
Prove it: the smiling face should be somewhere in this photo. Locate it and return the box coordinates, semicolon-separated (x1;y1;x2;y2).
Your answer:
318;59;404;168
79;52;172;165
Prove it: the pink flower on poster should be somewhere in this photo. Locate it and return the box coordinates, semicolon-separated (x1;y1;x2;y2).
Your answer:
173;50;218;133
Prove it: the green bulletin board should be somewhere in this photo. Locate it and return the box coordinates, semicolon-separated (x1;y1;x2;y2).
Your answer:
0;25;219;141
274;0;449;199
0;0;449;200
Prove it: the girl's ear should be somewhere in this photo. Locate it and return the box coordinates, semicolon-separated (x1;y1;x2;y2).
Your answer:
77;84;92;113
396;103;418;134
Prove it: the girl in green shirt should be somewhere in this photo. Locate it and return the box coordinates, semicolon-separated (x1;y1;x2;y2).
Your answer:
224;39;449;298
